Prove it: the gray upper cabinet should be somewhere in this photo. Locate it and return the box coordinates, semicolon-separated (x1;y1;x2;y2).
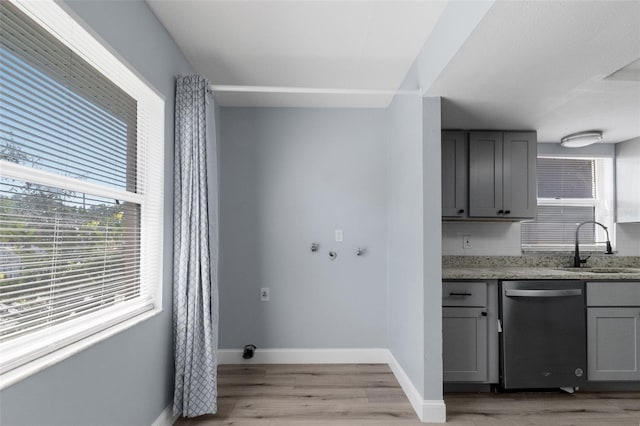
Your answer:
503;132;537;218
468;131;537;219
469;132;503;217
441;131;468;218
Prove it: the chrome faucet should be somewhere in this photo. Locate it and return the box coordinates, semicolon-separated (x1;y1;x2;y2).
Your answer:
574;221;613;267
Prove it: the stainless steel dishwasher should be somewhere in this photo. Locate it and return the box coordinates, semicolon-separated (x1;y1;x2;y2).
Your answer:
500;280;586;390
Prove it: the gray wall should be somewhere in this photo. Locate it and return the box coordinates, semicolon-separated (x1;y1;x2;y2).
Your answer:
616;137;640;255
384;95;444;401
386;93;426;395
422;97;443;400
0;1;194;425
218;107;388;349
616;223;640;255
383;0;492;404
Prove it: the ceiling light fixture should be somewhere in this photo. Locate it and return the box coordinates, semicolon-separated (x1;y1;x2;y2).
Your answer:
560;131;603;148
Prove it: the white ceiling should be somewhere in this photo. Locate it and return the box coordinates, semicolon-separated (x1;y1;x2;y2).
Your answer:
147;0;640;143
147;0;447;108
427;1;640;144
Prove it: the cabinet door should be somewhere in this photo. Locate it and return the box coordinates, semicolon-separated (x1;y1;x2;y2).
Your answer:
588;307;640;381
469;132;503;217
442;131;467;217
502;132;537;219
443;307;488;382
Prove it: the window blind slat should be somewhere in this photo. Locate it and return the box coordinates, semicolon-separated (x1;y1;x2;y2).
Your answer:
0;81;130;159
1;278;142;317
0;280;142;322
0;268;141;303
0;102;133;189
0;290;149;341
0;258;141;287
0;248;140;270
0;59;130;142
0;99;131;174
1;259;140;292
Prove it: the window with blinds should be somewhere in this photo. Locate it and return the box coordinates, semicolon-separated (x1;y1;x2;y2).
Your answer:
522;156;614;251
537;158;595;199
0;0;164;379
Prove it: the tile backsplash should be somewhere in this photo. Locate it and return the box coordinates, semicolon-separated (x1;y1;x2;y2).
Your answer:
442;221;522;256
443;221;640;257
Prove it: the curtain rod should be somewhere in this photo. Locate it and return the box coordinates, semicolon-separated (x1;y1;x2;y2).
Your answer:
208;84;421;96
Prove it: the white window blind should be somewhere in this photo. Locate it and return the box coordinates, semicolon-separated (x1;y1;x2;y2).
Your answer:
522;156;614;251
0;0;164;378
536;158;595;199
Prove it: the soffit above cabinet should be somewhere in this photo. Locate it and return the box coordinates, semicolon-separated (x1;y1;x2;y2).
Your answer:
427;1;640;144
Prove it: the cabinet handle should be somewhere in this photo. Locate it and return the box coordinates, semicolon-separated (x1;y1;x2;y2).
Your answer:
481;312;488;316
497;210;504;215
458;209;465;214
449;292;472;296
504;210;511;215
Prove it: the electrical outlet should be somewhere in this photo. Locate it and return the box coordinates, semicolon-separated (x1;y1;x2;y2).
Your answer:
260;288;270;302
463;234;472;249
335;229;343;242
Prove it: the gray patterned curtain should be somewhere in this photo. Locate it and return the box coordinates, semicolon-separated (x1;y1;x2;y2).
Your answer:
173;75;218;417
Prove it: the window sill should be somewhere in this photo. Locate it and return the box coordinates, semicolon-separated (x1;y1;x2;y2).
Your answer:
0;308;161;390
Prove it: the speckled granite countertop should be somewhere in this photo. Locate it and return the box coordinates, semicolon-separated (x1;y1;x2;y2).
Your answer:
443;255;640;281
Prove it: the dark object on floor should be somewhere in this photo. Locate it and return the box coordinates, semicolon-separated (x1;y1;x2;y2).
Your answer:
242;344;256;359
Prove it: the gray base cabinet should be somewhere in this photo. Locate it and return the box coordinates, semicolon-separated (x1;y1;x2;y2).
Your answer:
443;307;488;382
587;308;640;381
442;281;499;383
587;282;640;381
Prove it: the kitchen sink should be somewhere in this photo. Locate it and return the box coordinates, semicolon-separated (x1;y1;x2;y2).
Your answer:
558;267;640;274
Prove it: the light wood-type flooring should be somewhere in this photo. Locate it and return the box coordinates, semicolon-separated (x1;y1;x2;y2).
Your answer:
175;364;640;426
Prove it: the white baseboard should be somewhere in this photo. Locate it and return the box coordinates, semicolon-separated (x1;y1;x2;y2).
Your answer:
151;404;178;426
386;351;426;420
386;352;446;423
218;348;446;423
218;348;389;364
389;351;447;423
421;399;447;423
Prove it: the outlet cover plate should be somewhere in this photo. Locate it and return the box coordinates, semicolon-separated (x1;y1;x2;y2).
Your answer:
260;288;270;302
463;234;472;249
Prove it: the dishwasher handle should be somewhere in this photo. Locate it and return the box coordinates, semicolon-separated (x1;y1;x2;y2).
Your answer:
505;288;582;298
